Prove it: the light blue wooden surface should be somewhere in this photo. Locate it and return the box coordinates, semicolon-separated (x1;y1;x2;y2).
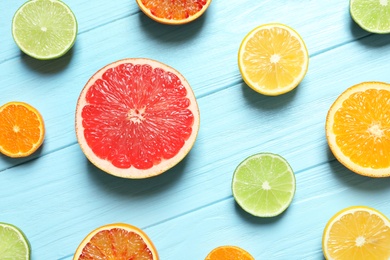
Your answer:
1;0;390;259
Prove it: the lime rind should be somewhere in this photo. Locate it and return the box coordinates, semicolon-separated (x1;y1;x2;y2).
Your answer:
0;223;31;260
232;153;296;217
350;0;390;34
12;0;78;60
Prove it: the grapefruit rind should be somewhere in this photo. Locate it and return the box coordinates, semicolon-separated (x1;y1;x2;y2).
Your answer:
326;82;390;178
75;58;200;179
238;23;309;96
135;0;212;25
322;206;390;260
73;223;159;260
0;101;45;158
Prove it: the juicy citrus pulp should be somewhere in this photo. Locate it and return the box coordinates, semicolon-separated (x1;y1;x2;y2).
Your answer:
232;153;296;217
73;223;158;260
136;0;211;25
0;102;45;158
12;0;77;60
350;0;390;34
75;58;200;179
0;223;30;260
238;23;309;96
326;82;390;177
322;206;390;260
205;245;255;260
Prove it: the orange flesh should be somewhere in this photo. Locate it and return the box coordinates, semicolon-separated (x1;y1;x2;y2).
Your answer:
333;89;390;169
205;246;254;260
78;228;154;260
326;211;390;259
242;27;306;90
0;103;44;157
141;0;207;20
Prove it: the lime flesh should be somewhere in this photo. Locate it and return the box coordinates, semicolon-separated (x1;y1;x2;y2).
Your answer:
12;0;78;60
232;153;296;217
350;0;390;33
0;223;30;260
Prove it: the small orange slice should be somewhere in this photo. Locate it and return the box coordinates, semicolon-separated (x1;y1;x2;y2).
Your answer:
0;101;45;158
205;245;255;260
73;223;159;260
322;206;390;260
326;82;390;177
136;0;212;25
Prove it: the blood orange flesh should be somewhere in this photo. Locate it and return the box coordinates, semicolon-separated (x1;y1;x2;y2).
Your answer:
75;58;199;179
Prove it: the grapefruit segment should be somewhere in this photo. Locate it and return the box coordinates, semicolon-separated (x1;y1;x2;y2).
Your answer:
76;58;199;179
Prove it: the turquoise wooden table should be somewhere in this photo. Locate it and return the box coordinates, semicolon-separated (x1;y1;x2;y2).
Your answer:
2;0;390;259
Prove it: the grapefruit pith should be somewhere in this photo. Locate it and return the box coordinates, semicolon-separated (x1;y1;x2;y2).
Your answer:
75;58;200;179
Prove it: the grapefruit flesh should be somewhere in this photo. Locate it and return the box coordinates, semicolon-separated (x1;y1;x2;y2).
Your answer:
75;58;199;178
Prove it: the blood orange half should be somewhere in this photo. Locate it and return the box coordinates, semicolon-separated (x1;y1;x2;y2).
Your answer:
73;223;158;260
75;58;200;179
136;0;212;25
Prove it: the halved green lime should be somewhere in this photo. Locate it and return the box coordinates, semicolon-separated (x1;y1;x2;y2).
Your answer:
12;0;78;60
232;153;296;217
350;0;390;34
0;223;30;260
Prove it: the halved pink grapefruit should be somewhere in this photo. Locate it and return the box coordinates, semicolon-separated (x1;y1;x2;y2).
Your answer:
75;58;200;179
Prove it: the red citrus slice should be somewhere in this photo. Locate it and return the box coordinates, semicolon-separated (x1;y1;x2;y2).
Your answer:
136;0;212;25
73;223;158;260
75;58;200;179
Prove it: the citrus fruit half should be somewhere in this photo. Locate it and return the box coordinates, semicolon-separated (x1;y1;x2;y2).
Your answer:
73;223;158;260
232;153;296;217
75;58;200;179
326;82;390;177
238;23;309;96
136;0;212;25
0;102;45;158
0;222;30;260
205;245;255;260
12;0;77;60
350;0;390;34
322;206;390;260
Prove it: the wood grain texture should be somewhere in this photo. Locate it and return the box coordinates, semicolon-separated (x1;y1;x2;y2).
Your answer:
1;0;390;259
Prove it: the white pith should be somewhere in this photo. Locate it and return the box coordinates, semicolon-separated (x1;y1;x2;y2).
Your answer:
75;58;200;179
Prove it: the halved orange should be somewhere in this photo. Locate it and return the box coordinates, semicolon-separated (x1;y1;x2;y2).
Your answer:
205;245;255;260
0;101;45;158
326;82;390;177
73;223;159;260
322;206;390;260
238;23;309;96
136;0;212;25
